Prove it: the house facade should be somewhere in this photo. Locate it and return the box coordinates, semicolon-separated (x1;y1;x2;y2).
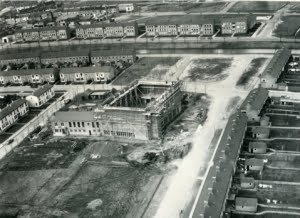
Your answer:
59;66;115;83
0;68;59;85
0;99;29;133
91;49;136;64
145;16;214;37
75;22;137;39
0;52;40;66
15;26;70;42
221;15;256;34
26;84;55;107
41;50;90;65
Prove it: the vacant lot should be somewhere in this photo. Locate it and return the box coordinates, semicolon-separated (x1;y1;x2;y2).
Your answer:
236;58;267;86
269;114;300;127
182;58;232;82
112;57;180;85
262;168;300;182
229;1;288;12
269;129;300;139
267;139;300;151
274;16;300;38
3;139;87;171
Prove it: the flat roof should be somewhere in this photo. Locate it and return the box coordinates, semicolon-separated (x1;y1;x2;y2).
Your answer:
245;158;264;166
76;21;136;29
249;141;267;149
145;15;214;26
236;197;258;207
53;111;94;122
0;52;40;60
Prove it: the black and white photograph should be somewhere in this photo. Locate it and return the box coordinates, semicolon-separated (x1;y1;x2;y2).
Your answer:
0;0;299;217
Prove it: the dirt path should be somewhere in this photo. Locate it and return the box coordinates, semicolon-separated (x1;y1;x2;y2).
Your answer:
153;55;258;218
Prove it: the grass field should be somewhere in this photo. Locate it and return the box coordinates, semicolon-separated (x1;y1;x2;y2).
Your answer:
267;139;300;152
236;58;267;86
228;1;288;12
185;2;227;13
183;58;232;82
112;57;180;85
274;15;300;38
269;129;300;139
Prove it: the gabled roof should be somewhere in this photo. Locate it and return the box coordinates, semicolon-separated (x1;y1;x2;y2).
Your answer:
249;141;267;149
15;26;68;33
0;68;54;76
76;21;136;29
262;48;291;80
236;197;258;207
240;87;268;113
245;158;264;167
41;50;89;59
0;52;40;60
145;15;214;26
91;49;135;57
53;111;94;122
32;84;53;97
0;99;27;120
193;111;248;217
60;66;115;74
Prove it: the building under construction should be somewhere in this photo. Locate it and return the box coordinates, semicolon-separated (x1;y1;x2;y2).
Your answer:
52;80;182;140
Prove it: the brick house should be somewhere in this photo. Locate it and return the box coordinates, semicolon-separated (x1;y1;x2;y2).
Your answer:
41;50;90;65
91;49;136;64
0;99;29;133
245;158;264;171
240;87;269;122
251;126;270;139
75;22;137;39
0;52;40;66
59;66;116;83
26;84;55;107
0;68;59;85
145;16;214;37
248;141;267;154
15;26;70;42
221;14;256;34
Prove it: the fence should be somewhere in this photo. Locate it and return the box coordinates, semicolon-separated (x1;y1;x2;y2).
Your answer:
0;91;74;159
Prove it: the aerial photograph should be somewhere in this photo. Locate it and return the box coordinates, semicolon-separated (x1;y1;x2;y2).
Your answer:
0;0;300;217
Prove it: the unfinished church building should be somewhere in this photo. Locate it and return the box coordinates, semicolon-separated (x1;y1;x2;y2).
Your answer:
52;80;182;140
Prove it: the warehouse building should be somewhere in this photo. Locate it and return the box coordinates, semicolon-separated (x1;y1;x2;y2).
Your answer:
51;80;182;140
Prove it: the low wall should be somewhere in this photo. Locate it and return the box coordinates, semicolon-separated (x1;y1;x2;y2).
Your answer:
0;91;74;159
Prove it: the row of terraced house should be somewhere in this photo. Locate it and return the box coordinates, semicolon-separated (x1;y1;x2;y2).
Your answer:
0;49;136;66
0;65;117;85
12;14;256;42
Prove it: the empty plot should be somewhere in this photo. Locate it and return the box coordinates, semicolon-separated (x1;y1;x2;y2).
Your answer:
112;57;180;86
262;168;300;182
229;1;288;12
236;58;267;86
274;16;300;38
268;139;300;151
269;128;300;139
182;58;232;82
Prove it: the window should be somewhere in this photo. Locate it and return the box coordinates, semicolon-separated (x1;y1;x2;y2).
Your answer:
82;122;85;127
78;122;80;127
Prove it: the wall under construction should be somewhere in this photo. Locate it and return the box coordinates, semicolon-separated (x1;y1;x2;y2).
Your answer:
52;80;183;140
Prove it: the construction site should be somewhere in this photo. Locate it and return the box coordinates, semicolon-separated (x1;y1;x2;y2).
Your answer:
52;80;183;140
